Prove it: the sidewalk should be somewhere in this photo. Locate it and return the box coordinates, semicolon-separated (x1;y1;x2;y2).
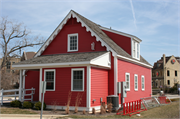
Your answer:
152;93;180;99
0;114;68;119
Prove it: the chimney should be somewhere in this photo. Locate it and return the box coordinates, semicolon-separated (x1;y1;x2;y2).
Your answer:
163;54;166;67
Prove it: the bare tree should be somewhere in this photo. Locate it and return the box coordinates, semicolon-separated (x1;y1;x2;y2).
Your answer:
0;17;44;69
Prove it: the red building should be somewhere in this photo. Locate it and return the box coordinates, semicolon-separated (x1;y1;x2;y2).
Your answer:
13;10;152;111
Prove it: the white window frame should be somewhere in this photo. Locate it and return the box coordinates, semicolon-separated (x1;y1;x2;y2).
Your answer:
131;39;140;60
125;73;130;91
134;74;138;91
141;75;145;91
71;68;84;91
68;33;78;52
44;69;56;91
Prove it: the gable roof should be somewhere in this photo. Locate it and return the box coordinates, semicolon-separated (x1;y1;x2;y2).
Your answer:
21;51;36;61
34;10;152;68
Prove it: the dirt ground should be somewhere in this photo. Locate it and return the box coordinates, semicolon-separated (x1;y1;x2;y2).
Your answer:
1;106;117;117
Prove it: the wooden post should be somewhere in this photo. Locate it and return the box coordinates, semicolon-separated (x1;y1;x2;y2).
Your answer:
1;89;3;105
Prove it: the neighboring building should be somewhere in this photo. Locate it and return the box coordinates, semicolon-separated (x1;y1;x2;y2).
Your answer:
152;54;180;88
21;51;36;61
13;10;152;111
0;57;21;73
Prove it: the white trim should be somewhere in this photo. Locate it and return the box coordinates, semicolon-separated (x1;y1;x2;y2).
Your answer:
87;66;91;111
71;68;84;92
125;72;130;91
90;52;111;68
141;75;145;91
114;56;118;95
134;74;138;91
44;69;56;91
12;61;90;69
67;33;78;52
100;26;142;43
39;68;42;101
19;70;22;101
117;55;152;68
46;105;101;112
34;10;117;57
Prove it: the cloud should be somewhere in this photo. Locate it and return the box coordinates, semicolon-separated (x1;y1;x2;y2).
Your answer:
129;0;137;29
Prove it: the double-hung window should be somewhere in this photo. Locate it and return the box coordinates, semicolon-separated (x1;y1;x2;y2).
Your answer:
141;75;145;91
134;74;138;91
68;33;78;52
125;73;130;91
44;69;55;91
132;40;140;60
71;68;84;91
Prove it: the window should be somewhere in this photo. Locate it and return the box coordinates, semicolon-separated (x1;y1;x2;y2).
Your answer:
68;33;78;52
141;76;145;90
167;80;170;85
6;61;11;69
71;68;84;91
134;74;138;91
175;70;177;76
132;40;140;60
133;41;136;58
167;70;170;76
137;44;139;59
44;69;55;91
125;73;130;91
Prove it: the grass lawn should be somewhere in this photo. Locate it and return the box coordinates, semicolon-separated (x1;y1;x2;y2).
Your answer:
0;107;38;114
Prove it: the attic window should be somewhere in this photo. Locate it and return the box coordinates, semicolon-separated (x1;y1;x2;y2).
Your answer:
132;39;140;60
68;33;78;52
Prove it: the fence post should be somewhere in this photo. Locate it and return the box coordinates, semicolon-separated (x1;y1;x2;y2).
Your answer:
1;89;3;105
15;91;17;100
23;88;25;102
31;87;33;102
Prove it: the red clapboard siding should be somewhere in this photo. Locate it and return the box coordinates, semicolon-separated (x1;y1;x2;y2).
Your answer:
25;70;39;101
108;53;114;95
102;30;131;55
41;17;106;56
91;67;108;107
42;67;86;107
118;59;151;103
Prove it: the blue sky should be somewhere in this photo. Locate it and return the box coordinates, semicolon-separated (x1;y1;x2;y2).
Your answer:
0;0;179;65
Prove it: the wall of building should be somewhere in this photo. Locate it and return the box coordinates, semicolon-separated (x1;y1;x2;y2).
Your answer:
42;67;87;107
164;56;180;87
24;70;39;101
91;67;108;107
102;30;131;55
118;59;152;103
41;17;106;56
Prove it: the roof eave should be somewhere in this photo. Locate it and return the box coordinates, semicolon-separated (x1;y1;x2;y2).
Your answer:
117;55;152;68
